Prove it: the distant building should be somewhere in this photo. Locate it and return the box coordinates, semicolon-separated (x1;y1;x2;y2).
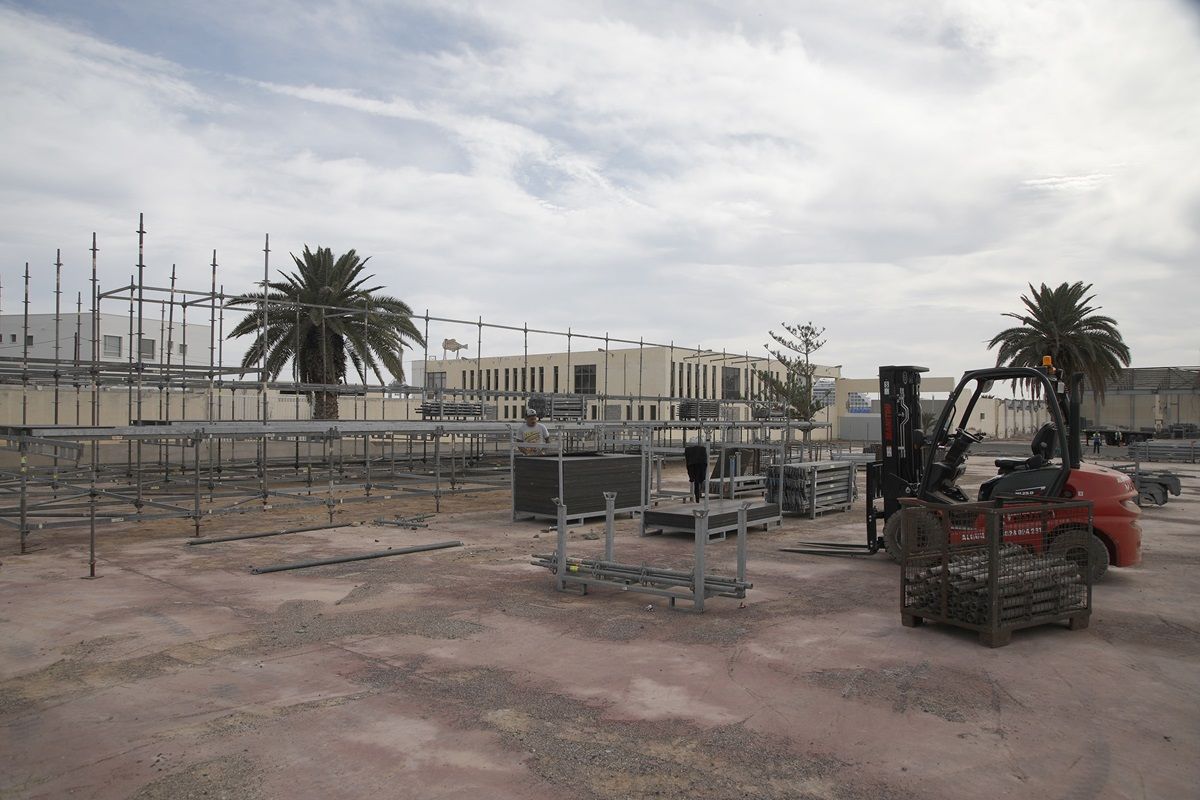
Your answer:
1082;367;1199;434
0;313;212;367
414;345;843;426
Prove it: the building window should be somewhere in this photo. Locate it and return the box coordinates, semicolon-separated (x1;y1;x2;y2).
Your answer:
504;369;510;392
574;364;597;394
461;370;466;389
553;365;559;392
138;338;155;359
426;371;446;390
722;366;742;400
670;360;675;396
102;335;122;358
702;364;708;397
538;366;545;392
638;405;645;420
8;334;14;343
25;334;34;346
590;404;597;420
686;364;693;397
521;367;527;392
650;405;657;421
178;343;187;358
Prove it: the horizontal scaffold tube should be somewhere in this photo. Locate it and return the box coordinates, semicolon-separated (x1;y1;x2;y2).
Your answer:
187;522;354;545
250;540;463;574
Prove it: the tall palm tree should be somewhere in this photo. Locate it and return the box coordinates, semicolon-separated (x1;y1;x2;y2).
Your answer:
227;246;424;419
987;281;1130;398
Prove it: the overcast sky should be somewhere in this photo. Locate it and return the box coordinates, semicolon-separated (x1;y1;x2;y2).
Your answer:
1;0;1197;384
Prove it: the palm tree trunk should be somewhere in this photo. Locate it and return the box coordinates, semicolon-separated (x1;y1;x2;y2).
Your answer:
314;390;339;420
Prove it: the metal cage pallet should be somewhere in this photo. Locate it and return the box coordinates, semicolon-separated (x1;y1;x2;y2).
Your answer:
899;497;1094;647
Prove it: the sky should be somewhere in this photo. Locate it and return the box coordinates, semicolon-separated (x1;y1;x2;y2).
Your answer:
1;0;1198;385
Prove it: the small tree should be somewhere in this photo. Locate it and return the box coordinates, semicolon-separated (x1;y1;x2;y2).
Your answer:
757;322;828;439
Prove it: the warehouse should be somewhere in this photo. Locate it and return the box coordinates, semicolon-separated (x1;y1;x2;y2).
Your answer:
1083;366;1200;435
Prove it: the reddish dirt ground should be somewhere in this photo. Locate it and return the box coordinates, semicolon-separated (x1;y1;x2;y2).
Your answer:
1;459;1197;799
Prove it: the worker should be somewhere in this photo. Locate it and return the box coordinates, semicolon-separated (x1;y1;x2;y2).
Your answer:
683;441;708;503
1092;432;1102;455
517;409;550;455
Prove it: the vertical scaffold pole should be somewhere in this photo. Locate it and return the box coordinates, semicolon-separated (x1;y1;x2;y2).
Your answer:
192;433;202;537
693;508;709;612
208;251;217;422
74;291;82;424
18;439;29;554
555;497;568;591
21;262;29;425
53;249;62;425
90;234;99;471
134;215;146;515
88;467;98;577
261;233;270;425
603;491;616;562
736;502;749;586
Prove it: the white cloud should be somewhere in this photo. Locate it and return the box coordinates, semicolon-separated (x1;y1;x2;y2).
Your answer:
1;0;1198;383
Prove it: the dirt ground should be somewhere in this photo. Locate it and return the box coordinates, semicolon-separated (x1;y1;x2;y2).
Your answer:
1;456;1198;799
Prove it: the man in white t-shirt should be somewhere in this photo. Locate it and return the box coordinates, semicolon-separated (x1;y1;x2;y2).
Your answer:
518;409;551;455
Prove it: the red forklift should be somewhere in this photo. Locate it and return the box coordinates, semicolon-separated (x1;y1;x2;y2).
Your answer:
789;358;1141;580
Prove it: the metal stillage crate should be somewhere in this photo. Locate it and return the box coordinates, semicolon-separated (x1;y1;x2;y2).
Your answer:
899;497;1093;647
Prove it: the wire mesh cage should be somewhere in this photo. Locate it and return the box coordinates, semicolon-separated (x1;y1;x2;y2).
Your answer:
899;497;1093;647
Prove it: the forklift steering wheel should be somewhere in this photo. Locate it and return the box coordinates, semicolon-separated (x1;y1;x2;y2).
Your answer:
944;428;983;468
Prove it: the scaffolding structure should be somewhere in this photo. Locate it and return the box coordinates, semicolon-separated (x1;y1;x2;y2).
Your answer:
0;216;826;566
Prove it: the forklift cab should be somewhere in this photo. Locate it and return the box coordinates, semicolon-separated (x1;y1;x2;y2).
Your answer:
918;367;1074;506
977;421;1062;501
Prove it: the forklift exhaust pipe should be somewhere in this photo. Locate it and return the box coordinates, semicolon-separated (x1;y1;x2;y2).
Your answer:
1068;373;1083;469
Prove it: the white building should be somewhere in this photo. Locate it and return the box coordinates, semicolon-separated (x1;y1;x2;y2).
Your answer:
0;313;213;366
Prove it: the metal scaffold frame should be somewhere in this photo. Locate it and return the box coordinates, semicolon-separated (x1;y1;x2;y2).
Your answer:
0;214;830;569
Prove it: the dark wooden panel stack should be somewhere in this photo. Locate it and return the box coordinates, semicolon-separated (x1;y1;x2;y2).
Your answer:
644;499;780;531
513;453;642;517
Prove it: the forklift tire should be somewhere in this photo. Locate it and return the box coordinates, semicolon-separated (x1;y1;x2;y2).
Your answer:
883;510;946;564
1051;528;1109;582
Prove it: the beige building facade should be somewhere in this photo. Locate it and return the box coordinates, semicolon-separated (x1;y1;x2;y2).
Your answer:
414;345;842;429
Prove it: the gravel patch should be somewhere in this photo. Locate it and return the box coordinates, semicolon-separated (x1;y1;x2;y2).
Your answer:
129;754;264;800
407;666;909;800
804;661;1010;723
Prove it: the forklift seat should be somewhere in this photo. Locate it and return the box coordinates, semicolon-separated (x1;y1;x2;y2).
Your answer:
994;422;1057;474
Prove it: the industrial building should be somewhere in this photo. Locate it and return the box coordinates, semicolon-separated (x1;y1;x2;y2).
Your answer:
413;345;838;423
0;312;212;366
1083;366;1200;436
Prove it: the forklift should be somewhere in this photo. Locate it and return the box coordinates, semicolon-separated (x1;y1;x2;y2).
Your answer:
787;358;1142;581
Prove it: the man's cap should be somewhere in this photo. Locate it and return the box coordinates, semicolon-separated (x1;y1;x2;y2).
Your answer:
524;408;538;417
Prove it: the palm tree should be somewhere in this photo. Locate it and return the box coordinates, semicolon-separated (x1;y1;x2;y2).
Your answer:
987;282;1130;398
227;246;424;419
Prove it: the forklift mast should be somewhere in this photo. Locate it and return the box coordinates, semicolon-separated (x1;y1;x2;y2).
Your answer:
866;365;928;546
